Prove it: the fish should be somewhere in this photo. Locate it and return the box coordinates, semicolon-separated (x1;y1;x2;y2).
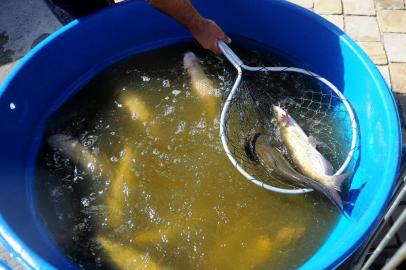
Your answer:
252;134;344;211
119;91;160;137
272;105;348;193
204;214;305;270
183;52;219;118
49;134;138;224
96;235;167;270
119;92;151;123
48;134;102;175
105;147;137;227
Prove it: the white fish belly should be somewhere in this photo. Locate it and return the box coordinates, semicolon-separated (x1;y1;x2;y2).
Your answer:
282;128;333;183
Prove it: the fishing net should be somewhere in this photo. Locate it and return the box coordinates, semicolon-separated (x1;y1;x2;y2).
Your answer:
218;41;358;194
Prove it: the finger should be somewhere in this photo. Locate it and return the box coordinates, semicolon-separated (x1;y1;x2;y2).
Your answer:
214;38;227;55
217;34;232;44
225;36;232;44
212;42;221;55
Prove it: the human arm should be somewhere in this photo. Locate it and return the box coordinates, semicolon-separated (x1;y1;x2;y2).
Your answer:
148;0;230;54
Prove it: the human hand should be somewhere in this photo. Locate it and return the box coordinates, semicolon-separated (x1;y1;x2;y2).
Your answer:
189;18;231;55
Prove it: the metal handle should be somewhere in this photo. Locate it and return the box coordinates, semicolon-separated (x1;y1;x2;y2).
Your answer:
218;40;244;69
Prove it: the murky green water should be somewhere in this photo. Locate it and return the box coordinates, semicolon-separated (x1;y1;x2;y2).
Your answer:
35;41;338;270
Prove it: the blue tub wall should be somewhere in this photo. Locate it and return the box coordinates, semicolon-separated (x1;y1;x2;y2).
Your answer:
0;0;401;269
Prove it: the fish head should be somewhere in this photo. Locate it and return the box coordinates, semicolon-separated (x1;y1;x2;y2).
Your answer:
272;105;290;127
183;52;199;70
48;134;75;150
254;134;278;168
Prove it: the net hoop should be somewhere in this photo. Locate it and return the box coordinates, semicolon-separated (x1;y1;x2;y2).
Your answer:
218;41;358;195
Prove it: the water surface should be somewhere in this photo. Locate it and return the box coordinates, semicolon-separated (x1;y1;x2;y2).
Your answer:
35;41;339;270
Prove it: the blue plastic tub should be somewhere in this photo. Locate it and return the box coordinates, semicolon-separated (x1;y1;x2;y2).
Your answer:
0;0;401;269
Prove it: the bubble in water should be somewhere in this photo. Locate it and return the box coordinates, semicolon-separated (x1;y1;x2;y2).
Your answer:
83;135;98;149
163;80;170;88
87;162;95;173
172;90;181;96
114;101;123;108
148;207;157;221
73;166;84;182
131;111;138;120
162;234;169;243
123;184;130;197
9;102;16;110
141;75;151;82
196;119;206;129
175;121;186;134
110;156;119;162
119;149;127;158
164;106;175;116
81;198;90;207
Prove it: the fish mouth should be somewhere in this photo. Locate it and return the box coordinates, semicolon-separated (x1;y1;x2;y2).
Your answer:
272;105;290;126
183;52;198;70
272;105;283;114
244;133;262;162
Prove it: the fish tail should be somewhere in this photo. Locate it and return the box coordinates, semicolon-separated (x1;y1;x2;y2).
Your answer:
328;172;350;192
325;187;344;212
306;179;344;213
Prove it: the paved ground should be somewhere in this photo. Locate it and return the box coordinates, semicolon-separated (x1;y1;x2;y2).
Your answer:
0;0;405;269
288;0;406;93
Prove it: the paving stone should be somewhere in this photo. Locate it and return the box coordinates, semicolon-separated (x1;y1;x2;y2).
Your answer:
0;243;23;270
376;0;405;9
378;10;406;33
359;42;388;65
390;63;406;93
345;16;381;41
384;33;406;62
377;65;392;88
0;0;61;62
322;15;344;30
288;0;314;9
0;60;18;84
314;0;342;14
342;0;376;15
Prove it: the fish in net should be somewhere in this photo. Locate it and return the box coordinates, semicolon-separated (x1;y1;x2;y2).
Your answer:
218;41;358;196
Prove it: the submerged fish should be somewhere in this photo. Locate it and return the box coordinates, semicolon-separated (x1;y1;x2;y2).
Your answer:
48;134;100;175
119;92;151;122
49;134;142;227
253;134;344;211
97;235;167;270
183;52;219;117
272;105;347;192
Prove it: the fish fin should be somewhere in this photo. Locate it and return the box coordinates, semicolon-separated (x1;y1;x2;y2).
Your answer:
308;136;317;148
281;112;289;126
329;172;350;192
245;133;262;162
327;188;344;212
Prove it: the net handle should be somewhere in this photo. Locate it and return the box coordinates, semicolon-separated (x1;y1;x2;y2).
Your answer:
218;40;244;69
218;41;358;195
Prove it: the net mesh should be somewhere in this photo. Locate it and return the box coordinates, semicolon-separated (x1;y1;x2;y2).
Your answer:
222;65;357;190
